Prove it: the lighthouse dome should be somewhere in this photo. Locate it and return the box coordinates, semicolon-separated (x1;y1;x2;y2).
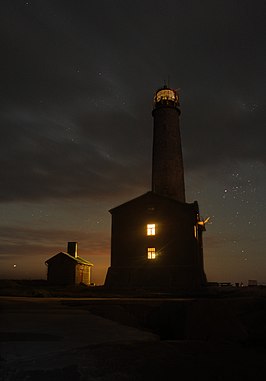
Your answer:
154;86;179;108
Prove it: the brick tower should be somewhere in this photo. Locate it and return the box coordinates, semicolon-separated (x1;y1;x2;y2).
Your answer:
152;86;185;202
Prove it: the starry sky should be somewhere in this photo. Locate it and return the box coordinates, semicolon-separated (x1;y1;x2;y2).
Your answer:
0;0;265;285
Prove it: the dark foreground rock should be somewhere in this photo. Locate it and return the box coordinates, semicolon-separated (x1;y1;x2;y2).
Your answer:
2;339;266;381
1;294;266;380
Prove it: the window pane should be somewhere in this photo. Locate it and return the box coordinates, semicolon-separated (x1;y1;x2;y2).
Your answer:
148;247;156;259
147;224;156;235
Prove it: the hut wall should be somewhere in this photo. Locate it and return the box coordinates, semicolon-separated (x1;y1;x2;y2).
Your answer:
47;256;76;285
75;264;91;285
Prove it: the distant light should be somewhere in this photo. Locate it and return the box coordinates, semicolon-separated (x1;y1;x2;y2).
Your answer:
13;264;17;268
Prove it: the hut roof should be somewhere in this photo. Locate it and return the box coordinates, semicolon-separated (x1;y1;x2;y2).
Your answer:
45;252;94;266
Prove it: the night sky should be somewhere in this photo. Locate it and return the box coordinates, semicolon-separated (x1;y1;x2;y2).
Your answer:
1;0;265;285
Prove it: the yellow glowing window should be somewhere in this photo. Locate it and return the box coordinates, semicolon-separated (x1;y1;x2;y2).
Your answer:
147;247;156;259
147;224;156;236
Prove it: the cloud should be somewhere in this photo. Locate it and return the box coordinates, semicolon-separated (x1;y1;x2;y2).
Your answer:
0;225;110;258
0;0;265;205
182;97;266;171
0;105;151;202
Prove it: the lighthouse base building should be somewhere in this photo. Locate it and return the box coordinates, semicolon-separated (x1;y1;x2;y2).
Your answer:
105;87;207;290
105;192;206;290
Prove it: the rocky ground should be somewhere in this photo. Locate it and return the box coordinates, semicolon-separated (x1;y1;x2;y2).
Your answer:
1;282;266;380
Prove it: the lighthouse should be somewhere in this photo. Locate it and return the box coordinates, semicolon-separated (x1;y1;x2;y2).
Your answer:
104;86;207;290
152;86;185;202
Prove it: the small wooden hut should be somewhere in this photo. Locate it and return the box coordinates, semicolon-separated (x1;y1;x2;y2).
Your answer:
45;242;93;286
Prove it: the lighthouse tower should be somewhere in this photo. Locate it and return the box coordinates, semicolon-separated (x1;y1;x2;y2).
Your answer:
104;86;207;290
152;86;185;202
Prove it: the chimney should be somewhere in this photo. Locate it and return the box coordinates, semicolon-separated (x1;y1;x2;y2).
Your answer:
67;242;78;258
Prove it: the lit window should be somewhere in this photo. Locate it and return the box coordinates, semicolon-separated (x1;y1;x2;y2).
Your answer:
147;247;156;259
155;89;178;103
147;224;156;236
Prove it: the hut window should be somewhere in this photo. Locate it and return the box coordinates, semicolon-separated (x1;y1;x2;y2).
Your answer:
147;224;156;236
147;247;156;259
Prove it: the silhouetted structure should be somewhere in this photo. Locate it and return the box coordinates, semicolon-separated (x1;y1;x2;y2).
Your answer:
105;87;207;290
45;242;93;285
